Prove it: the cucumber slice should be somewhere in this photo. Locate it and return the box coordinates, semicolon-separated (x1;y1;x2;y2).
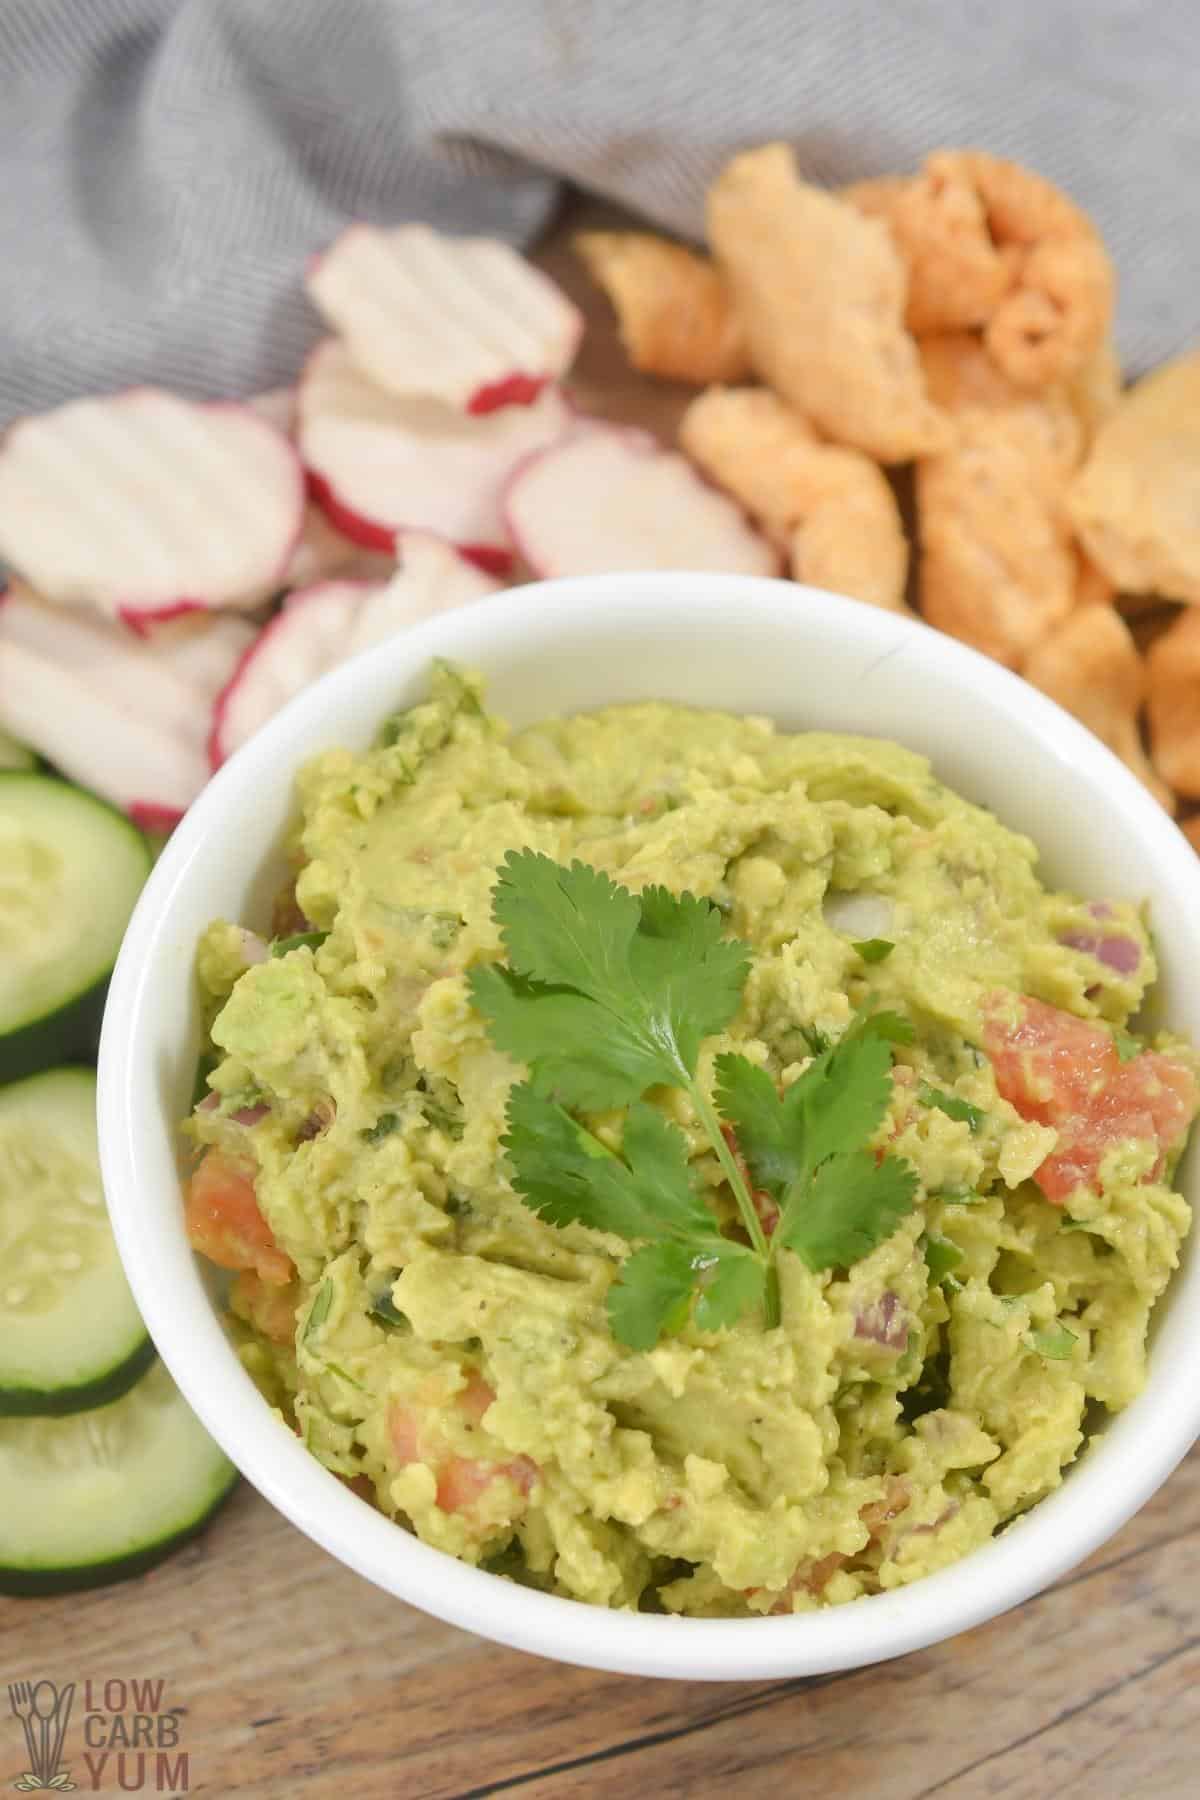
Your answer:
0;1067;153;1415
0;1359;238;1595
0;729;35;770
0;772;150;1080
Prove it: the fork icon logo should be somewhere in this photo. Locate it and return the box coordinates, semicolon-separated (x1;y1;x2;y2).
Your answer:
6;1683;76;1792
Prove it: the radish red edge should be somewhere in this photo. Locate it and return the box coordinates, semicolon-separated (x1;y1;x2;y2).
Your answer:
119;600;208;637
467;373;548;415
207;578;382;771
304;468;513;575
129;801;186;835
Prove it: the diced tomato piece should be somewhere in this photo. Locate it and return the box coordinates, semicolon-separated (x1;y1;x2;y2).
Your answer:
388;1400;424;1467
458;1370;496;1427
184;1149;294;1284
229;1269;299;1344
982;994;1198;1203
387;1392;539;1518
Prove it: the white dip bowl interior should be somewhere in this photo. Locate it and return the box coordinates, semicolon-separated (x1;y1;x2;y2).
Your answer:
98;573;1200;1680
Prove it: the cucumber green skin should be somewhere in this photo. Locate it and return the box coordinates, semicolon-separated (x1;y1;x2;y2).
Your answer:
0;971;111;1085
0;1330;157;1418
0;774;151;1083
0;1466;240;1597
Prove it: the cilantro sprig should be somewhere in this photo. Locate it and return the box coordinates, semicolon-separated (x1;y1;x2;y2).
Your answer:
469;852;918;1348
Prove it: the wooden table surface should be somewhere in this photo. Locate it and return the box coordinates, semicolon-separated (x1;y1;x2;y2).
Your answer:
7;200;1199;1800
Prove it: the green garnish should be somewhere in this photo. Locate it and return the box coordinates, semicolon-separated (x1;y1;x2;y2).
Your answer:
271;930;328;957
799;1023;832;1057
931;1183;986;1205
469;852;918;1349
362;1112;402;1144
919;1083;985;1133
368;1290;407;1330
852;938;895;964
303;1278;333;1344
921;1230;964;1287
1113;1029;1141;1063
1026;1324;1078;1360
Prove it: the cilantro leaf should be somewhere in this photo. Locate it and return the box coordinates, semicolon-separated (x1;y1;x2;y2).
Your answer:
469;965;665;1109
476;857;920;1347
921;1230;964;1286
1026;1324;1078;1360
1113;1029;1141;1063
606;1243;697;1350
852;938;894;963
693;1248;766;1334
504;1084;756;1348
712;1056;801;1192
469;852;750;1108
791;1024;897;1178
779;1148;918;1271
919;1083;985;1133
715;1018;918;1275
503;1085;718;1247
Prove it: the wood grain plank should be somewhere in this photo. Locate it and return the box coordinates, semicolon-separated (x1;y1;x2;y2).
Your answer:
8;1446;1198;1797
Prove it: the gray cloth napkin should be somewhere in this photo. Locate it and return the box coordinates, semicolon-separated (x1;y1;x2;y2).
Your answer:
1;0;1197;424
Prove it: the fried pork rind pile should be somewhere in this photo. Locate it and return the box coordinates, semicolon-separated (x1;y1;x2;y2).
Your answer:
575;141;1200;842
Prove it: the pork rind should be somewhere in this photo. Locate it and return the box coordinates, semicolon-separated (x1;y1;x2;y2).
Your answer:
1024;606;1173;811
1147;607;1200;799
1067;337;1122;443
573;232;751;385
1066;350;1200;604
844;159;1009;336
706;144;947;463
916;336;1084;663
848;152;1113;392
678;386;908;610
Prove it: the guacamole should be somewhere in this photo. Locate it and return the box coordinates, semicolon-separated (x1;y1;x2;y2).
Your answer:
184;667;1197;1614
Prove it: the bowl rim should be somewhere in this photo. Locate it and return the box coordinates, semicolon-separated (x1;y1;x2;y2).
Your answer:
98;572;1200;1680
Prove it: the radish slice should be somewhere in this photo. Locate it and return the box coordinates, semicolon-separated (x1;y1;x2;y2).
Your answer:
209;535;501;766
306;223;583;411
0;586;255;819
0;389;304;617
247;387;298;434
503;427;779;578
297;341;572;564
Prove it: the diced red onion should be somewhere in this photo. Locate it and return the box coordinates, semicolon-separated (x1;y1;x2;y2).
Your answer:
853;1290;909;1350
297;1097;336;1141
231;1104;269;1127
1059;931;1140;974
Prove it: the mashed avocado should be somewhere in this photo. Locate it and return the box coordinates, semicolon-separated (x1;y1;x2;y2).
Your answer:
185;666;1197;1614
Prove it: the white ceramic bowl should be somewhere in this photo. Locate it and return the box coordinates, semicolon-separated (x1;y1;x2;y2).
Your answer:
98;574;1200;1680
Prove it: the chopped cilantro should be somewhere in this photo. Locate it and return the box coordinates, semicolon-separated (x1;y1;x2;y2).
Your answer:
271;930;328;957
921;1230;964;1286
303;1278;333;1344
919;1083;985;1133
852;938;895;963
362;1112;402;1144
368;1290;407;1330
1026;1324;1078;1360
1113;1029;1141;1063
